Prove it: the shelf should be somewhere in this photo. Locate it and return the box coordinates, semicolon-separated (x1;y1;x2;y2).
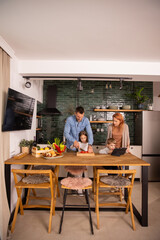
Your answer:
90;121;113;123
94;109;144;112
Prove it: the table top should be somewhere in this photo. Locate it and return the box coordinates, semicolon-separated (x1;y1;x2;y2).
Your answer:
5;152;150;166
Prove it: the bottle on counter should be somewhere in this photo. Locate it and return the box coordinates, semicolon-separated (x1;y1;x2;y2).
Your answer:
32;136;37;146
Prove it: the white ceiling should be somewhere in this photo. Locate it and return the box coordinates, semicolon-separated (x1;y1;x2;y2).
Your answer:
0;0;160;62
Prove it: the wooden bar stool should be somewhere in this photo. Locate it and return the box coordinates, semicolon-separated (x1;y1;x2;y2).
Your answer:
95;169;136;230
11;169;56;233
59;176;94;235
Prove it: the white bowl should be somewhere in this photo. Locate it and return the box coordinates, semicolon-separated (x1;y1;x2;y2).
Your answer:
101;105;106;109
122;105;131;110
96;106;100;109
109;105;118;109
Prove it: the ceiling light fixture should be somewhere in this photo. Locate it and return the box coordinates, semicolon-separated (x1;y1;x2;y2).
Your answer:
25;78;31;88
77;78;83;91
119;78;123;90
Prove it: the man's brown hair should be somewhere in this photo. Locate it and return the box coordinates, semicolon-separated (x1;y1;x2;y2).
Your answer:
76;106;84;114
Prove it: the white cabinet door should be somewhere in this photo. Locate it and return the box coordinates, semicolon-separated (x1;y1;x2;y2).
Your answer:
130;145;142;179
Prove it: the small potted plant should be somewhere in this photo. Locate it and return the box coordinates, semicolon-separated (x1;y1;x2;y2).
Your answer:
126;87;149;109
19;139;33;154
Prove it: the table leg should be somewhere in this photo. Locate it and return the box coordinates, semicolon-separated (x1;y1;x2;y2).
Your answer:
124;166;129;201
5;164;11;210
132;166;148;227
141;166;148;226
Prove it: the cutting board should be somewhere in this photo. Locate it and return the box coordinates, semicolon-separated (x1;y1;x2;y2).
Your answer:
77;152;95;157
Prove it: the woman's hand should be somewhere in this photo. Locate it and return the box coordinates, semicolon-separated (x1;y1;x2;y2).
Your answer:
88;145;93;153
126;146;130;153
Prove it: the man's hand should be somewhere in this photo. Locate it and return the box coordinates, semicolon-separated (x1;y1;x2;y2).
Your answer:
73;140;80;149
88;145;93;153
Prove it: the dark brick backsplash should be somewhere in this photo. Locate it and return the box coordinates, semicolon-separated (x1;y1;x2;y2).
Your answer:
37;80;153;145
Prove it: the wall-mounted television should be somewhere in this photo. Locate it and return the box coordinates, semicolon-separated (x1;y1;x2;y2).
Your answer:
2;88;35;132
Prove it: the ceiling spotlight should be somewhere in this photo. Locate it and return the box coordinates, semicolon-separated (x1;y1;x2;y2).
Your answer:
25;78;31;88
77;78;83;91
119;78;123;90
109;82;112;89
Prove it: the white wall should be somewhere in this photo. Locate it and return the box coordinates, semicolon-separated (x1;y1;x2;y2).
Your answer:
18;60;160;82
9;56;43;211
10;56;43;157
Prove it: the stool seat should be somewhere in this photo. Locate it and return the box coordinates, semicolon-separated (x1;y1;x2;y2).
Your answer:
32;165;60;198
100;175;131;186
22;174;50;184
64;166;87;175
61;177;92;190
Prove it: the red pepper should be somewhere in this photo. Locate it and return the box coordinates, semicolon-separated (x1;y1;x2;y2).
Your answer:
53;143;62;153
80;151;88;153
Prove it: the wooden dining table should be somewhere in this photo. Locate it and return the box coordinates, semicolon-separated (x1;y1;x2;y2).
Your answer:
5;152;150;227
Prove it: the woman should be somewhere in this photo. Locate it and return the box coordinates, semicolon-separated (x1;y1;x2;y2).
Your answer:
107;112;130;153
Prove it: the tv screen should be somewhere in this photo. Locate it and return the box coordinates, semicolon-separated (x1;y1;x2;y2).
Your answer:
2;88;35;131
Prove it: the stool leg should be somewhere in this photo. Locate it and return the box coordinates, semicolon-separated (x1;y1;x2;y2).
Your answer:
59;189;67;234
85;189;94;235
84;189;88;204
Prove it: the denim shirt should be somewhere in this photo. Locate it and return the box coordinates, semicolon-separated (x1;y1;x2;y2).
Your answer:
64;115;93;150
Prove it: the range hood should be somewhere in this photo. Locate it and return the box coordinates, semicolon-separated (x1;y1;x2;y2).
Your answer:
38;85;61;115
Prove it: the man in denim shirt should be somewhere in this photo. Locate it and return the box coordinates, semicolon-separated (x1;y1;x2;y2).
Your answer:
64;106;93;152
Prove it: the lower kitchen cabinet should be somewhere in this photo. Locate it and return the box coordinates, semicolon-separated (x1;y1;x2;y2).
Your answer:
130;145;142;180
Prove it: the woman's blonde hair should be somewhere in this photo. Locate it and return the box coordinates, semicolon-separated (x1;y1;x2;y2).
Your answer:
112;112;124;130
